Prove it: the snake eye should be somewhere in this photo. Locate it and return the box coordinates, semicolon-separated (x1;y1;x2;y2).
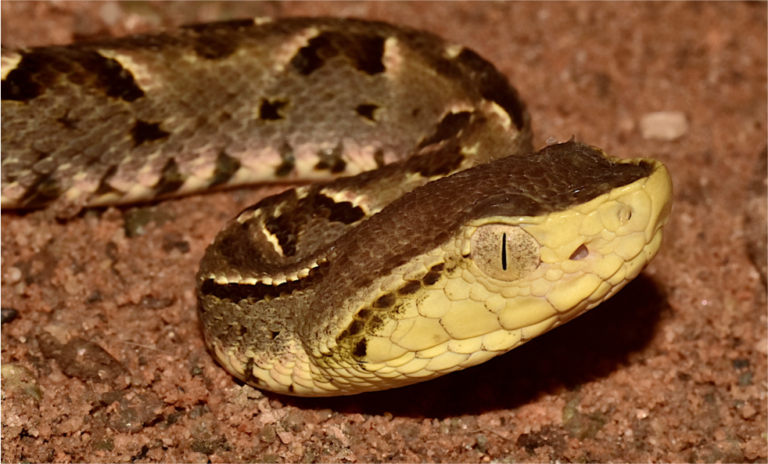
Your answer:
470;224;540;281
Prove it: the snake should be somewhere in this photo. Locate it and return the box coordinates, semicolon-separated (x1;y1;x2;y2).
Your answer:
1;17;673;397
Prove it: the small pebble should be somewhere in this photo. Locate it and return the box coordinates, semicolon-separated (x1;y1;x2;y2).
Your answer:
1;307;19;324
1;364;43;402
64;278;82;296
741;402;757;419
99;2;122;25
755;338;768;355
640;111;689;141
15;233;29;247
5;267;23;285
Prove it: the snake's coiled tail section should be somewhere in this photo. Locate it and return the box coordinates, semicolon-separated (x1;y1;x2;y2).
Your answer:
2;17;530;217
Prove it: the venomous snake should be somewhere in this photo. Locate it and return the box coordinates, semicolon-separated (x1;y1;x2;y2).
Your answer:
2;17;672;396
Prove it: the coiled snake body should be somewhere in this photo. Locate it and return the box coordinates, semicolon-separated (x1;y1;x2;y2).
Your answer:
2;18;672;396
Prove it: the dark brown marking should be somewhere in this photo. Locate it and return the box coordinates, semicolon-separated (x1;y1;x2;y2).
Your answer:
373;148;386;168
131;120;170;147
418;112;472;149
208;152;241;188
259;98;288;121
93;165;120;197
313;194;365;224
290;32;385;76
182;20;258;59
421;271;441;286
243;358;263;386
3;48;145;103
154;158;185;196
373;293;396;309
352;339;367;358
356;308;372;320
182;18;257;33
2;64;44;101
261;189;302;257
199;265;327;305
288;385;295;393
192;35;239;60
347;320;365;337
351;35;386;75
453;48;527;130
411;141;466;177
314;145;347;173
313;157;347;174
366;315;385;334
290;35;327;75
263;192;364;257
275;163;294;177
397;281;422;296
275;142;296;177
430;263;445;273
264;216;299;258
20;173;60;208
355;103;379;122
87;52;146;102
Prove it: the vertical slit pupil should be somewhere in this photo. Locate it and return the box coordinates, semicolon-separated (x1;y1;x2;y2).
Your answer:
501;233;507;270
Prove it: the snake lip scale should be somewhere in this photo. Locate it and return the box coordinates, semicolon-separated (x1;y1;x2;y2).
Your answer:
1;17;673;397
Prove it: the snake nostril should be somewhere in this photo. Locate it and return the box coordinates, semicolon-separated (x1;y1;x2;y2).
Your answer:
622;209;632;223
569;244;589;261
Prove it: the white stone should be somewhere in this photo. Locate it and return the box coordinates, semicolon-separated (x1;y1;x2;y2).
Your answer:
639;111;689;141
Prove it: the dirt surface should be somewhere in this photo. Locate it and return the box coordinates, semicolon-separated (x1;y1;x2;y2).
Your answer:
2;2;766;462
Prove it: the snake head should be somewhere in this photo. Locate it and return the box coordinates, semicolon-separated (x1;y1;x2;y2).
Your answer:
306;141;672;395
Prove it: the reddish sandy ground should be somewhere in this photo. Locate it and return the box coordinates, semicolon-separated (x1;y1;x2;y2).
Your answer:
2;2;766;462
